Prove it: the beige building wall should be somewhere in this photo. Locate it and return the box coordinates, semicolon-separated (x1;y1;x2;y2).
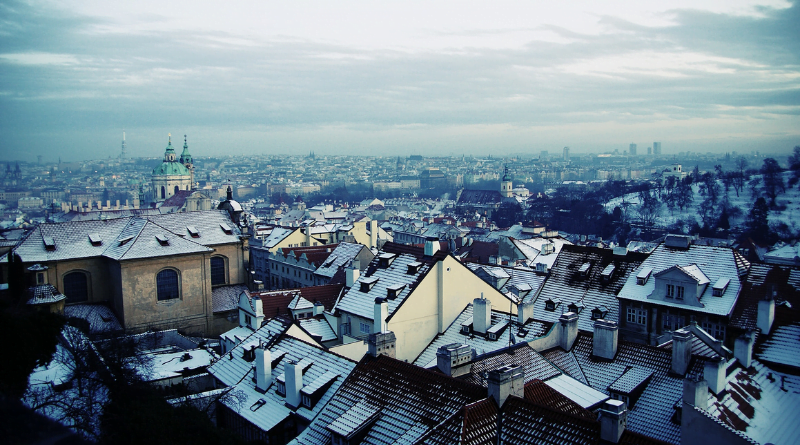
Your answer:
49;258;111;305
388;255;515;362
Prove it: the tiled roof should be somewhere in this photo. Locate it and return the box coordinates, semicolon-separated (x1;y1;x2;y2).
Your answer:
465;263;547;305
617;243;747;317
211;284;249;313
242;284;344;319
730;263;800;331
705;359;800;445
457;190;503;205
523;379;596;421
63;304;122;335
291;355;487;445
314;242;366;279
544;374;609;409
298;318;337;343
26;284;66;305
757;322;800;369
261;227;297;249
413;305;551;368
458;343;562;388
533;244;649;332
498;396;600;445
276;244;339;268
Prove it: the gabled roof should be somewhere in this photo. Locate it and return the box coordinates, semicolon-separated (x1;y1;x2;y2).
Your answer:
618;242;747;317
275;244;339;268
465;263;547;304
457;189;503;205
314;242;368;279
730;263;800;331
240;284;344;319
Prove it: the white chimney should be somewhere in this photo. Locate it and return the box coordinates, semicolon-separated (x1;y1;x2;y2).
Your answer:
369;219;378;248
255;346;272;393
253;296;264;317
559;312;579;351
284;361;302;409
682;376;708;410
313;301;324;316
671;329;692;376
436;343;473;377
373;297;388;334
424;238;439;256
473;296;492;334
593;319;618;360
734;331;755;368
757;295;775;335
598;399;628;444
487;364;524;407
704;355;726;394
346;264;360;288
517;301;534;325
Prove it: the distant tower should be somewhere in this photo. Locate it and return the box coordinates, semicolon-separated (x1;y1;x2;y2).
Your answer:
120;131;127;158
179;134;194;189
563;147;570;162
500;165;513;198
653;142;662;155
647;146;652;155
629;143;637;156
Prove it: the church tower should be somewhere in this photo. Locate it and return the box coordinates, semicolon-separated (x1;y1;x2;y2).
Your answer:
151;134;193;203
500;165;513;198
179;134;194;189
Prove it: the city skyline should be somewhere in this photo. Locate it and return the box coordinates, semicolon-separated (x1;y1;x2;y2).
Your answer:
1;0;798;160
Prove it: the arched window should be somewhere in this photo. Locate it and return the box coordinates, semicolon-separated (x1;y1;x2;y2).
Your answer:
161;186;166;199
174;185;179;195
210;256;227;286
64;271;89;303
156;269;180;301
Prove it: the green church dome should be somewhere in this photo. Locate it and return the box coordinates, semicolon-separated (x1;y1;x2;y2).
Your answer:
152;161;191;176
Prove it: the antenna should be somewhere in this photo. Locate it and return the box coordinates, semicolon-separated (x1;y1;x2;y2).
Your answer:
120;130;127;158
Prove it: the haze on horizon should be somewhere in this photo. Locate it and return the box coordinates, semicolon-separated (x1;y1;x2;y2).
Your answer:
0;0;798;162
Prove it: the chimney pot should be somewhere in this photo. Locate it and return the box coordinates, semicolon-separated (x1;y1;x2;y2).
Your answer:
473;297;492;334
593;319;619;360
671;329;692;376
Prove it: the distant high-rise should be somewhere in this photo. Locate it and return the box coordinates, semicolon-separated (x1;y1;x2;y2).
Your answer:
120;131;127;158
647;146;652;155
540;150;549;161
653;142;662;155
629;143;637;156
563;146;570;161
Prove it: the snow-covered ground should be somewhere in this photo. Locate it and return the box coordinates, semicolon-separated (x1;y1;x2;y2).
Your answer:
604;171;800;235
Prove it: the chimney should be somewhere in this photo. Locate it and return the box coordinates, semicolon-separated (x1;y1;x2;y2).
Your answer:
284;361;303;409
253;296;264;318
368;330;396;358
255;346;272;393
704;355;727;394
757;294;775;335
313;301;324;316
346;263;360;288
671;329;692;376
487;364;524;407
254;280;264;291
473;296;492;334
592;319;618;360
373;297;388;333
682;376;708;410
734;331;755;368
424;237;439;256
559;312;579;351
369;219;377;248
436;343;473;377
599;399;628;444
517;301;534;325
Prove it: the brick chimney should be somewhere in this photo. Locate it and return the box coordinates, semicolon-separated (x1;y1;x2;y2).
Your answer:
255;345;272;393
598;399;628;444
671;329;692;376
436;343;473;377
559;312;579;351
487;364;524;407
592;319;618;360
473;296;492;335
704;355;726;394
284;360;302;409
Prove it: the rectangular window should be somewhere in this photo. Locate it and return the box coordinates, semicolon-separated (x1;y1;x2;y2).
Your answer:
360;322;371;334
662;314;671;331
627;308;647;325
666;284;675;298
676;286;685;300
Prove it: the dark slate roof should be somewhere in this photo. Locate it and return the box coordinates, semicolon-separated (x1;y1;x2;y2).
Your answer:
523;379;596;421
211;284;249;313
416;398;498;445
161;190;193;207
240;284;344;318
730;263;800;331
533;244;649;332
453;240;498;264
457;190;503;205
498;396;600;445
64;304;123;335
291;355;487;445
461;343;561;387
276;244;339;268
26;284;66;305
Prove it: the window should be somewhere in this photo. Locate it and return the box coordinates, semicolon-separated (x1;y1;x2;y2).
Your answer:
276;381;285;396
676;286;685;300
360;322;371;334
211;256;227;286
174;185;179;195
245;314;252;326
302;394;312;408
626;307;647;325
63;271;89;303
666;284;675;298
36;272;45;284
156;269;180;301
160;186;166;199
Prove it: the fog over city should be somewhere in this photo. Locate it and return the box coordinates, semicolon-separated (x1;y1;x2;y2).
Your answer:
1;0;798;160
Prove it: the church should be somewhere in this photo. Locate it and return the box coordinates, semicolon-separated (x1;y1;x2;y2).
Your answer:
456;166;522;218
152;134;194;203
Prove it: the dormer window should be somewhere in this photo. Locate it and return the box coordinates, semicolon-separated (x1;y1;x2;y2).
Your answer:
155;234;170;246
545;298;561;312
378;253;396;268
302;394;312;408
187;226;200;238
386;284;405;300
118;235;133;246
407;262;422;274
535;263;548;274
276;381;286;396
88;233;102;246
601;264;615;282
568;302;584;314
676;286;684;300
578;262;591;278
712;278;730;297
591;306;608;320
636;268;652;285
43;237;56;251
220;223;233;235
666;284;675;298
360;277;378;292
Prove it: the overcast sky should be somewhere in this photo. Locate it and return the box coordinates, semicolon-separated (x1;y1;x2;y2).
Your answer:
1;0;798;161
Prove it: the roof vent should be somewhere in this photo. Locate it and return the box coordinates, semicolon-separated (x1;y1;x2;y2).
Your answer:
187;226;200;238
43;236;56;251
665;235;691;249
88;233;102;246
542;243;555;255
579;262;591;278
220;223;233;235
601;264;615;282
156;234;170;246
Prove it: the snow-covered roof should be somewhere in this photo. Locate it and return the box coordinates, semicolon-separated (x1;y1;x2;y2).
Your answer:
314;242;365;279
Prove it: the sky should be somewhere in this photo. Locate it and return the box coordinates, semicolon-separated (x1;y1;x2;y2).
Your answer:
0;0;799;161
